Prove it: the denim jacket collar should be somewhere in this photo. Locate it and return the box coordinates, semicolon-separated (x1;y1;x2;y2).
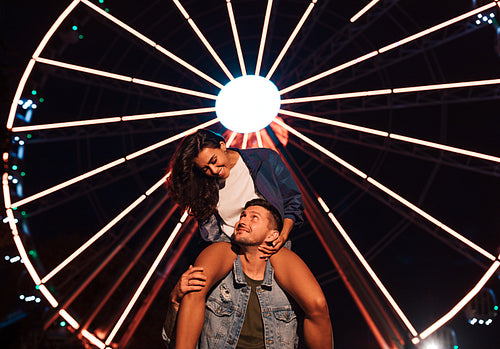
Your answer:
233;255;274;288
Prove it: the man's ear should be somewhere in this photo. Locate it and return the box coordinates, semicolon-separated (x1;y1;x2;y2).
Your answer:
264;230;279;244
220;141;226;151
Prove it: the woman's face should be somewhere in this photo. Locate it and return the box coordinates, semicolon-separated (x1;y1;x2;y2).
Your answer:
193;142;231;179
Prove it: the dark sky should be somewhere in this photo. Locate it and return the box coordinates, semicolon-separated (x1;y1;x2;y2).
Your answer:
1;1;500;349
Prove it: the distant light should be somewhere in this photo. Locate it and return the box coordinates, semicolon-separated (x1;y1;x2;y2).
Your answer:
72;25;78;31
31;104;37;109
19;295;25;300
488;19;493;24
35;285;40;290
454;346;459;349
494;305;499;310
476;20;481;25
216;75;280;133
25;296;35;302
8;175;12;180
19;140;25;145
38;97;44;103
105;7;109;12
10;256;21;263
12;165;18;170
12;179;18;184
60;321;67;327
470;318;478;325
31;90;37;95
478;319;484;324
14;136;20;141
99;0;104;3
4;256;9;261
35;297;41;303
78;34;84;40
491;13;495;18
483;16;488;21
26;134;32;139
478;14;482;18
20;172;26;177
28;250;38;258
18;100;23;105
21;211;26;216
485;319;493;325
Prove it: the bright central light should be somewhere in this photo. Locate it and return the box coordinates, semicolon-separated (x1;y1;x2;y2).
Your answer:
215;75;280;133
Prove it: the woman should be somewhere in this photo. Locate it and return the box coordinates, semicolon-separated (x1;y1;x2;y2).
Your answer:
168;129;332;348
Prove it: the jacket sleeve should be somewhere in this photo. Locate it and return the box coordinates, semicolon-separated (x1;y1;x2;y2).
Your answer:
268;150;304;227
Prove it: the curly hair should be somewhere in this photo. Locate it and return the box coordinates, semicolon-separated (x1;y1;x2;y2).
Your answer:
167;129;226;222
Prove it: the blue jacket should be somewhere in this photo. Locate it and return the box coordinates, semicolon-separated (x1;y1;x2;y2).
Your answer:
200;148;304;242
200;256;298;348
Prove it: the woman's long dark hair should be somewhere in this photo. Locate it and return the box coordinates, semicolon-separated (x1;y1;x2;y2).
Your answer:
167;129;225;222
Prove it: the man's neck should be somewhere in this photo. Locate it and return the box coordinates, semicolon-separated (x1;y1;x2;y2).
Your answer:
238;247;267;280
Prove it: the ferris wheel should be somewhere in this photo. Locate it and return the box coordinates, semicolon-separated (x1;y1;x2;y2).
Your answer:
3;0;500;348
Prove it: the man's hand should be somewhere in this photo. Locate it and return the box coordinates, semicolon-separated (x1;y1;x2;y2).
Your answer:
170;266;206;311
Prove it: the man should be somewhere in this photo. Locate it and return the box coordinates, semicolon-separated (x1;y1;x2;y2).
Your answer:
171;199;333;348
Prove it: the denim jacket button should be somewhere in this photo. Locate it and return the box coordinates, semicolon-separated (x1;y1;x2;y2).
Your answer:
242;287;248;293
229;339;234;344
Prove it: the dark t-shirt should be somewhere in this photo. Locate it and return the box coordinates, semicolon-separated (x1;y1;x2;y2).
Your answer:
236;274;265;349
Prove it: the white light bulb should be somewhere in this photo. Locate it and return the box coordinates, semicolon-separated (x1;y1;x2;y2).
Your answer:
216;75;280;133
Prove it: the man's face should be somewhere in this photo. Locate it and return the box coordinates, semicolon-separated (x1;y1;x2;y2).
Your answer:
233;205;273;246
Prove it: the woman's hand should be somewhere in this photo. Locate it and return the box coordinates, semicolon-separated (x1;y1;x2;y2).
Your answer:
258;235;286;258
170;265;206;310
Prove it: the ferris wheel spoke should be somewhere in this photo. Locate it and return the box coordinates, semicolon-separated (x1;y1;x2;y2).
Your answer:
280;109;500;164
226;1;246;76
274;118;497;262
35;57;217;100
315;196;419;336
280;2;498;94
265;0;318;80
225;131;238;147
171;0;234;80
11;107;216;132
255;0;274;76
350;0;381;23
9;118;217;208
40;173;170;284
256;130;264;148
81;201;178;332
414;259;500;343
104;211;189;345
80;0;223;89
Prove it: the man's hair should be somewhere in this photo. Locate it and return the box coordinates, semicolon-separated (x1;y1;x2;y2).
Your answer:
244;199;283;232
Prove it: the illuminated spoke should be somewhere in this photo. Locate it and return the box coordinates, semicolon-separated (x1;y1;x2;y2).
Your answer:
9;118;218;208
226;131;238;147
255;0;273;76
256;130;264;148
36;57;217;100
171;0;234;80
415;260;500;342
280;51;378;94
281;89;392;104
281;2;497;94
81;0;223;89
281;109;500;163
40;174;170;284
367;178;496;261
350;0;381;23
316;196;418;336
265;0;317;80
11;107;216;132
227;1;246;76
275;118;496;261
241;133;249;149
105;211;189;345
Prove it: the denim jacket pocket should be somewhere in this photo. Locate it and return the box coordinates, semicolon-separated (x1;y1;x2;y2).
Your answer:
273;309;298;348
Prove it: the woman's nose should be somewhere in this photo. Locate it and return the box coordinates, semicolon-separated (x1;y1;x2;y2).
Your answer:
208;164;217;174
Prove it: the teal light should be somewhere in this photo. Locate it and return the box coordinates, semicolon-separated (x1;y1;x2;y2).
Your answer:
59;321;67;327
72;25;78;30
35;285;40;290
38;97;44;103
20;172;26;177
99;0;104;3
105;7;109;12
494;305;499;311
454;346;458;349
78;34;84;39
31;89;37;95
12;165;18;170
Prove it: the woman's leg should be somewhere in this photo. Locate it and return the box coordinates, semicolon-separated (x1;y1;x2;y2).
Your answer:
175;242;237;348
270;248;333;349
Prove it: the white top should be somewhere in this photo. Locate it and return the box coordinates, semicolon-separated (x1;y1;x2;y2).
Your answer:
217;155;260;237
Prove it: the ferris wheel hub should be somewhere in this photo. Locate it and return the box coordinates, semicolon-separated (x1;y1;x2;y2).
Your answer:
215;75;281;133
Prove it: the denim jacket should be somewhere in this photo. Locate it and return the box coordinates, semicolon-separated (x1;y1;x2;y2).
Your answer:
200;148;304;242
200;256;298;349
